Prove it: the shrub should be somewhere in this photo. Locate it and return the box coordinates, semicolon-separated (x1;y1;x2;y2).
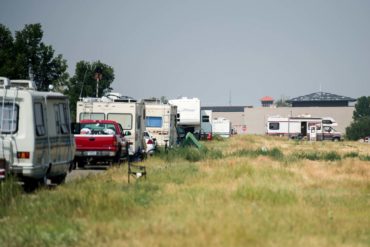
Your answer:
343;152;359;158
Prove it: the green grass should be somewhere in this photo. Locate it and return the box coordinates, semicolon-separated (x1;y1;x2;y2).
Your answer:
0;135;369;247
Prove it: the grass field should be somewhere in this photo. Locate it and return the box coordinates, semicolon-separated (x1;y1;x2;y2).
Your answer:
1;135;369;247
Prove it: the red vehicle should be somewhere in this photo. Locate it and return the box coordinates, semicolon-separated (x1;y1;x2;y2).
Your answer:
72;120;130;168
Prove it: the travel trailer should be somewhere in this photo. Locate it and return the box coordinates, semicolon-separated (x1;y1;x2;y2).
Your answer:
142;98;177;147
200;110;212;139
212;117;232;138
76;93;145;156
169;97;201;139
266;116;341;141
0;77;75;188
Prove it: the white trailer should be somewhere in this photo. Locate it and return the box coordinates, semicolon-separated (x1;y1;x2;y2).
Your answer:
266;116;324;140
168;97;201;138
212;117;232;138
143;99;177;147
0;77;75;188
76;94;145;156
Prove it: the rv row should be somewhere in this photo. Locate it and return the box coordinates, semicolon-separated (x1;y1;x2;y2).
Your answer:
0;78;232;188
0;77;342;189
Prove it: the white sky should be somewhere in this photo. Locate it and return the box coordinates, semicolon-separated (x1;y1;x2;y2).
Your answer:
1;0;369;106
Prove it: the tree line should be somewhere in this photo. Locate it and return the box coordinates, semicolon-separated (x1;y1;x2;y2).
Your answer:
1;23;369;139
0;23;114;119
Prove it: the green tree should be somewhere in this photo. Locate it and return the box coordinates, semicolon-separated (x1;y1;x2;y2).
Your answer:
345;117;370;140
275;96;291;107
0;24;15;76
0;23;68;91
352;96;370;121
346;96;370;140
66;60;115;120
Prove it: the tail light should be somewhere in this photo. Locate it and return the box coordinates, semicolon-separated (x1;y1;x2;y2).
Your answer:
147;139;153;145
17;152;30;159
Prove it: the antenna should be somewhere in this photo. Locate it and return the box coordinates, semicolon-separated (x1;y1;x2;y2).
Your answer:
229;90;231;106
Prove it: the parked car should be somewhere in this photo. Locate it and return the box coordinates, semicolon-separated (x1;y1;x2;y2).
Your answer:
143;131;157;155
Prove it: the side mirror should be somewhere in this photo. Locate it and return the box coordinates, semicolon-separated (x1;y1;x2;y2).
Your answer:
124;131;131;136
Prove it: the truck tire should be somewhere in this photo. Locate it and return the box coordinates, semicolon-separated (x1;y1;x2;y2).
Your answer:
50;173;67;185
114;148;122;164
78;160;86;169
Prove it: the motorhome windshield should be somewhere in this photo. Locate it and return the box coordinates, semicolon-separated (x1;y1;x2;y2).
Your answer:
0;103;19;134
107;113;132;130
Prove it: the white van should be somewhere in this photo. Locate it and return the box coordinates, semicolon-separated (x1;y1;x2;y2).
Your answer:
76;94;145;156
143;99;177;147
0;77;75;188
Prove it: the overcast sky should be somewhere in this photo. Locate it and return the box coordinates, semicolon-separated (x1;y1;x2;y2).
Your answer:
1;0;369;106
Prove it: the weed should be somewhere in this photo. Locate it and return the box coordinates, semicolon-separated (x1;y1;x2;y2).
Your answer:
343;152;359;158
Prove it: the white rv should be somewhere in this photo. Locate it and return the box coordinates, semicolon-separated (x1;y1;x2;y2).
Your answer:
143;99;177;147
169;97;201;138
76;93;145;156
266;116;341;141
200;110;212;139
0;77;75;188
212;117;232;138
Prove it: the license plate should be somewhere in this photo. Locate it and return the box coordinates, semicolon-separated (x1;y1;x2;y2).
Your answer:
86;151;97;156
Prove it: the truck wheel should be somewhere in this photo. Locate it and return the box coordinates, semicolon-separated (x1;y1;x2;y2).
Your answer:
50;173;67;185
114;149;122;165
23;179;39;192
333;137;340;142
78;160;86;169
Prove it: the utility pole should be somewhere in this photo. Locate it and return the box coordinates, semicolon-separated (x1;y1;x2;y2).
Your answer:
94;67;102;98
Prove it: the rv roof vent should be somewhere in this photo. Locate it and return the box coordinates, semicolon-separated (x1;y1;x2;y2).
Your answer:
82;97;100;103
142;98;161;104
113;95;137;103
0;77;11;88
10;80;36;90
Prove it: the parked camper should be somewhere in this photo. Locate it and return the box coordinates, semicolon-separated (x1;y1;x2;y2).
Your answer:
0;77;75;188
200;110;212;139
76;93;145;156
212;117;232;138
266;116;342;141
143;99;177;147
266;116;323;140
169;97;201;139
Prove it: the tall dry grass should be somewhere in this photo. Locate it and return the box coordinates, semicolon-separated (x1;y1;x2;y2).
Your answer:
0;135;369;247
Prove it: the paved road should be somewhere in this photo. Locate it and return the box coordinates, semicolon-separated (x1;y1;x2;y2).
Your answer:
65;165;109;183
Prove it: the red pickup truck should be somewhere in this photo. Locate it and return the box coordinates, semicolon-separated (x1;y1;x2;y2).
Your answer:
72;120;130;168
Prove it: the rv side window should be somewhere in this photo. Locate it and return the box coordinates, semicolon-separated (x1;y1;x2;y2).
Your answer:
59;104;69;134
269;122;279;130
34;103;46;136
0;103;19;134
107;113;132;130
55;103;69;134
54;104;61;134
202;115;210;123
80;112;105;120
146;116;162;128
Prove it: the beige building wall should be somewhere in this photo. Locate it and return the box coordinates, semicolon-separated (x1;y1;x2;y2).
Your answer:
244;107;355;134
211;112;247;134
